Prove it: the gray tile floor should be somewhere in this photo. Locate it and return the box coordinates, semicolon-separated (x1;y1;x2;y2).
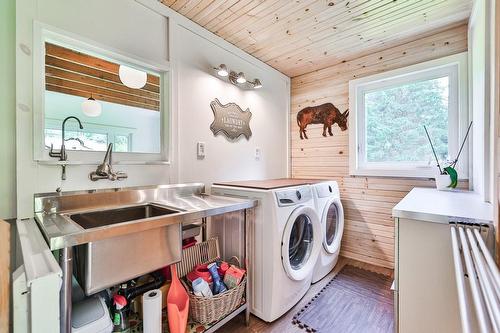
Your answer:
218;258;394;333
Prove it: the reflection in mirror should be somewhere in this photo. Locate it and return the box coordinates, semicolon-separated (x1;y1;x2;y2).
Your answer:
44;42;162;154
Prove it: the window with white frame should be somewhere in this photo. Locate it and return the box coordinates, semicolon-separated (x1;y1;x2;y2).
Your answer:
33;23;170;163
348;53;468;178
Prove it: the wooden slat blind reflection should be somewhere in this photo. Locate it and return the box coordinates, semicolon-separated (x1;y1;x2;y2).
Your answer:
44;42;160;111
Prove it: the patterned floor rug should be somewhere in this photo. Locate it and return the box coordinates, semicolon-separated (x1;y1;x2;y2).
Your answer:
292;265;394;333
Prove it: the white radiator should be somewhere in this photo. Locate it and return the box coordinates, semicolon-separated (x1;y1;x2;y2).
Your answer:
451;223;500;333
14;219;62;333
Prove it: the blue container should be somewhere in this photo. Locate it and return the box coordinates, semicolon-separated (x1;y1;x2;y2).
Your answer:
207;263;227;295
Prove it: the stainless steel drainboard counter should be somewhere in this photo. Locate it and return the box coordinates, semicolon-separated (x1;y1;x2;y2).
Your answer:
34;183;257;250
33;183;257;295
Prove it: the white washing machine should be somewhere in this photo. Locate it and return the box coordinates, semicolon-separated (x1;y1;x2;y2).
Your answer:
211;181;322;322
311;181;344;283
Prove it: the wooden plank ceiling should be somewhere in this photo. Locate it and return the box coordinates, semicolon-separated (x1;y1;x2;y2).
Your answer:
161;0;472;77
45;43;160;111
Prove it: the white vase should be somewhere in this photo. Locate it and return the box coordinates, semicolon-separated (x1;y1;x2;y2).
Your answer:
435;174;452;191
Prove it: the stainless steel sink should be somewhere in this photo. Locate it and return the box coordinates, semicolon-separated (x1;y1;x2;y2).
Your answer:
69;203;184;295
69;204;180;229
33;184;258;296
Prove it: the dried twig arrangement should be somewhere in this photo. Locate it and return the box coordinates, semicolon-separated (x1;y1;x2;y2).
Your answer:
424;122;472;188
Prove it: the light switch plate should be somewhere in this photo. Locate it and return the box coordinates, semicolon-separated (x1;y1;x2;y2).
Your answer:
255;147;261;161
197;142;206;159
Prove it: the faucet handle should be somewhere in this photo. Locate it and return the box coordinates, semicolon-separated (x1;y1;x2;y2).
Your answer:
89;143;127;181
103;143;113;165
49;143;60;158
109;144;113;166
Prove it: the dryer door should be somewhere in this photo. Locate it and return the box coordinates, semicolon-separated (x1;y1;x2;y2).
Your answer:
322;197;344;254
281;206;321;281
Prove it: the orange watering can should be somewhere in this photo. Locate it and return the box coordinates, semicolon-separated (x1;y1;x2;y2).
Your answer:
167;265;189;333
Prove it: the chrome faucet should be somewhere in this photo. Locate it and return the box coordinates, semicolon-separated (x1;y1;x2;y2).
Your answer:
90;143;128;181
49;116;84;182
49;116;84;161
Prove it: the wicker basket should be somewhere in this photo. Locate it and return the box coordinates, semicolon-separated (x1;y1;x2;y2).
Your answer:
174;238;247;324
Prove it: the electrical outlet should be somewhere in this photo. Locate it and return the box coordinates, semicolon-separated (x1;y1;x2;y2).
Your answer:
197;142;206;159
255;147;261;161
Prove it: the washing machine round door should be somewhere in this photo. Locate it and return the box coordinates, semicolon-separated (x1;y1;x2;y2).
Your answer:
281;206;321;281
322;197;344;254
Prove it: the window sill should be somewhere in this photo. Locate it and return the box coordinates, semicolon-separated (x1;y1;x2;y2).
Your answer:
36;160;170;166
349;168;469;181
350;167;440;179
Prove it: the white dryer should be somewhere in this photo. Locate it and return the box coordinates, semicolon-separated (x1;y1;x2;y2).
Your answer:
311;181;344;283
211;181;322;322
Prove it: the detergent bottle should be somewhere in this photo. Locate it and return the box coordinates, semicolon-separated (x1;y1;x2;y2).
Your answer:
111;294;130;333
207;262;227;295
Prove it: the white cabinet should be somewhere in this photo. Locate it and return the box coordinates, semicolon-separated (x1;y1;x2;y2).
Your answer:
395;218;461;333
393;188;493;333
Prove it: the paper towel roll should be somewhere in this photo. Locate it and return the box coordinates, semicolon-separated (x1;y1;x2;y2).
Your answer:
142;289;162;333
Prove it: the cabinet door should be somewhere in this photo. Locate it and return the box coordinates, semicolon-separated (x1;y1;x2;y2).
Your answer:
398;218;461;333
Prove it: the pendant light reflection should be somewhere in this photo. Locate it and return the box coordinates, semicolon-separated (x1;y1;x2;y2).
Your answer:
119;65;147;89
252;79;262;89
82;96;102;117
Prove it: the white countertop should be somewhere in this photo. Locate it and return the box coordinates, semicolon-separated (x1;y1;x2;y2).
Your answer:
392;187;493;224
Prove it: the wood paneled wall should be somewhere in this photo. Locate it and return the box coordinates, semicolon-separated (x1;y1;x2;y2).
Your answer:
290;24;468;269
0;220;10;333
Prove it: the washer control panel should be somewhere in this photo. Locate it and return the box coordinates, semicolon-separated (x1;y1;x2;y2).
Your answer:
275;186;312;206
315;181;340;198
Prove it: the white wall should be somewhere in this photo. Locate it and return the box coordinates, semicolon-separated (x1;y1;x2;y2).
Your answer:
16;0;290;218
16;0;170;218
469;0;494;202
175;25;289;184
0;0;16;219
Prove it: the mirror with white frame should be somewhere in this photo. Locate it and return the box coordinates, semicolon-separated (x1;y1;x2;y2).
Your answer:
34;25;169;162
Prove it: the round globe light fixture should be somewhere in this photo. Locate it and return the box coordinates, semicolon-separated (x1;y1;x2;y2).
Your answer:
118;65;147;89
82;96;102;117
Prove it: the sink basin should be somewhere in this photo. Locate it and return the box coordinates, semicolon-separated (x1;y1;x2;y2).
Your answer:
70;203;183;295
70;204;180;229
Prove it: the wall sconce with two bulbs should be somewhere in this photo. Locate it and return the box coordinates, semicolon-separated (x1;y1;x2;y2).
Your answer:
214;64;262;89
